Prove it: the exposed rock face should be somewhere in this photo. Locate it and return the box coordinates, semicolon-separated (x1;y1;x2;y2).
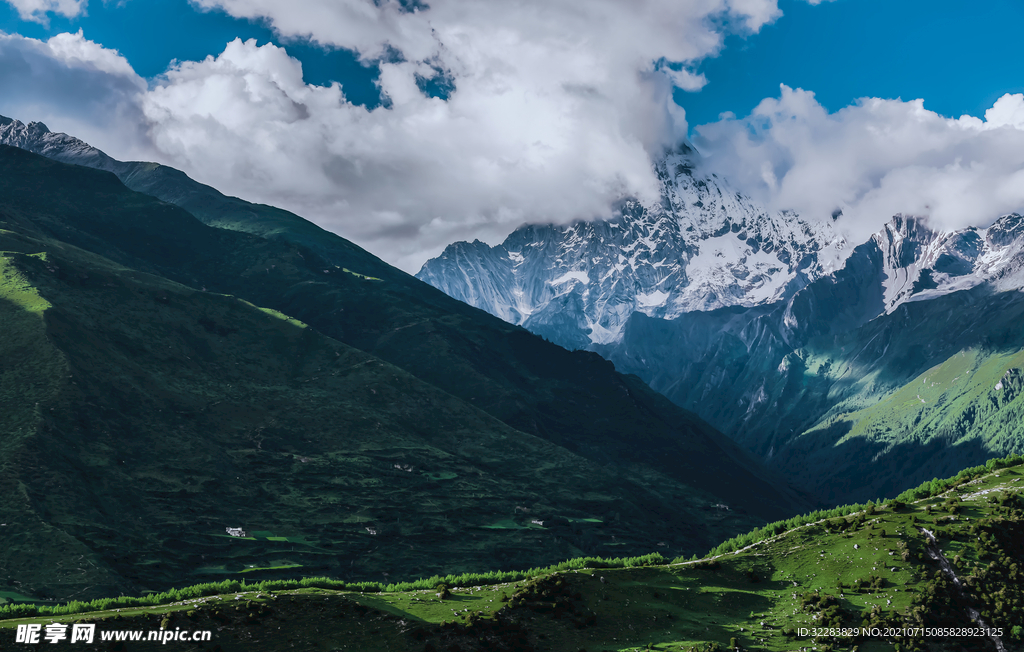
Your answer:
602;213;1024;456
871;214;1024;312
0;118;122;171
417;145;846;350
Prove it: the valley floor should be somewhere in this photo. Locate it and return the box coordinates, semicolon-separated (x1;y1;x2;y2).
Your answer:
4;463;1024;652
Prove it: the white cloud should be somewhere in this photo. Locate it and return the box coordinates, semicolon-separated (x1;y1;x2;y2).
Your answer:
694;85;1024;243
191;0;782;62
4;0;86;23
0;30;150;157
137;38;677;270
133;0;789;271
0;0;845;272
984;93;1024;130
45;29;141;79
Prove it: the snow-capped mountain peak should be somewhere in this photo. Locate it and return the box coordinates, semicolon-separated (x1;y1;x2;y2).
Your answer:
0;117;120;172
418;146;846;349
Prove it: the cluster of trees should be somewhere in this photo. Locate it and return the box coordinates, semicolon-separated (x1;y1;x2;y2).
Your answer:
790;588;923;651
0;553;668;620
502;575;593;626
962;516;1024;638
798;591;845;629
904;570;975;650
900;503;1024;650
686;455;1024;559
834;575;886;593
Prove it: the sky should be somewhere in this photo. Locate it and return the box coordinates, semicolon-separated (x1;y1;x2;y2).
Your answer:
2;0;1024;271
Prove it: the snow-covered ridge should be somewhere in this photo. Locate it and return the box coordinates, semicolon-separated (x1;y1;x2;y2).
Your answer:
873;213;1024;313
0;117;121;173
417;144;847;348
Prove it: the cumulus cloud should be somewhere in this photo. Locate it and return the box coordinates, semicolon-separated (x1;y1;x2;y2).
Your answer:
139;38;678;270
45;29;140;78
4;0;86;23
0;0;855;272
694;86;1024;243
983;93;1024;130
147;0;787;270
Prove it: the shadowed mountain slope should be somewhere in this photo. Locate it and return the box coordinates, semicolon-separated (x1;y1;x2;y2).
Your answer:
0;125;807;523
2;232;749;600
602;233;1024;504
0;145;802;517
0;144;807;601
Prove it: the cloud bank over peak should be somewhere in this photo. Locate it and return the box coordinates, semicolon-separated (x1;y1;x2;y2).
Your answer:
6;1;1024;273
137;36;677;271
166;0;795;269
3;0;793;271
694;86;1024;243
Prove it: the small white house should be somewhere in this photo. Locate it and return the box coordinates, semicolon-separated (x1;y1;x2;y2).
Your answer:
226;527;246;537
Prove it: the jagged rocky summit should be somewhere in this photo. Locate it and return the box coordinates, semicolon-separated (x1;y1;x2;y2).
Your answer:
418;138;1024;354
416;145;847;349
0;117;121;170
869;213;1024;313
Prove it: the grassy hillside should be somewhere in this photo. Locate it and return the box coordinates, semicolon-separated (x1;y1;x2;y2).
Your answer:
771;288;1024;504
5;458;1023;651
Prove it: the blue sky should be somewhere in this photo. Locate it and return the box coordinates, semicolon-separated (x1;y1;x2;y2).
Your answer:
681;0;1024;126
4;0;1022;127
2;0;1024;270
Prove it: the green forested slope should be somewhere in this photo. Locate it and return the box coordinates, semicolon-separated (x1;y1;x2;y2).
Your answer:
771;289;1024;503
0;235;766;600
